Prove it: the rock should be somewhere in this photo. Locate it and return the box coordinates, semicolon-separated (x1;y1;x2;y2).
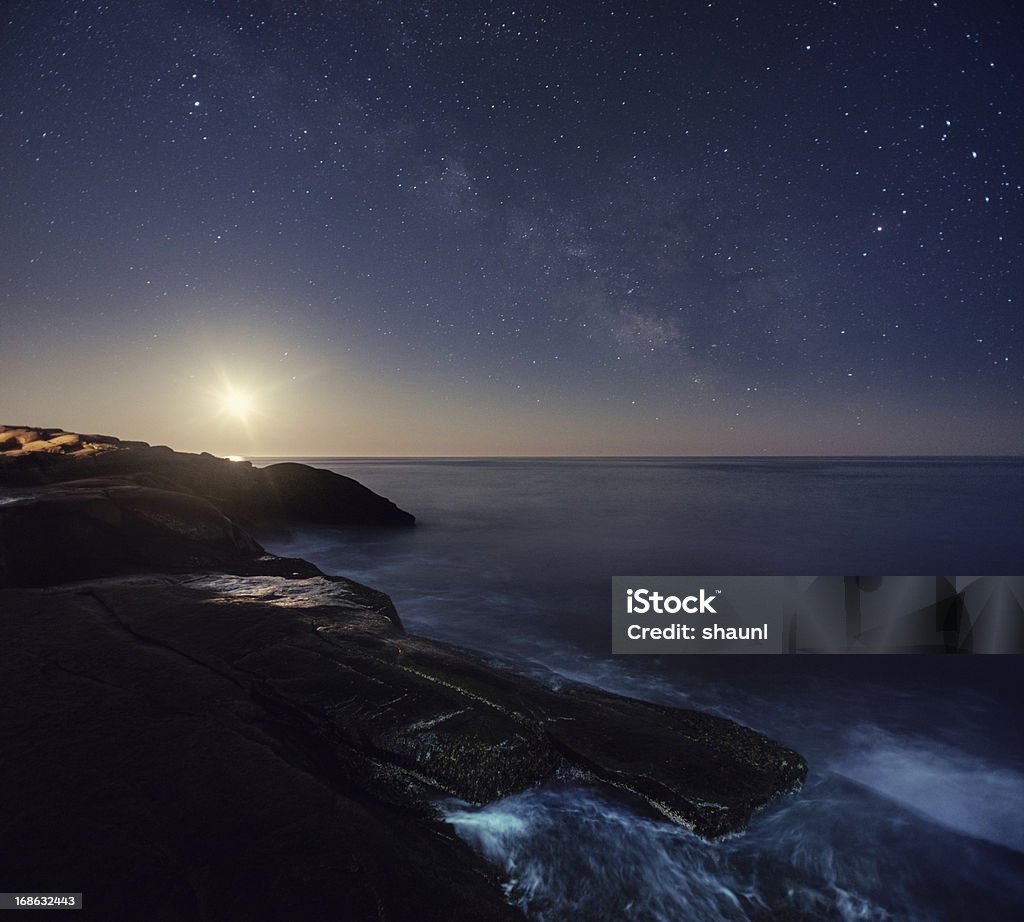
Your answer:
0;425;122;458
377;633;805;837
1;570;805;920
0;424;807;920
0;483;265;587
0;424;415;527
0;578;524;922
0;495;806;824
250;461;414;526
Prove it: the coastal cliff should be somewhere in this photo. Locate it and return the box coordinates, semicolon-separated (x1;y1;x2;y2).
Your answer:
0;426;807;921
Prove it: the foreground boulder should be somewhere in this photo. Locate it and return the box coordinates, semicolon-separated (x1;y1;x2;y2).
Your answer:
0;425;807;921
1;575;522;922
1;571;805;920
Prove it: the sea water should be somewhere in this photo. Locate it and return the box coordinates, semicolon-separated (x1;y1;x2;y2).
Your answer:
257;457;1024;921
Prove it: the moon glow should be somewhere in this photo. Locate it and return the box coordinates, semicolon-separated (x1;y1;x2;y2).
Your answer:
221;389;253;421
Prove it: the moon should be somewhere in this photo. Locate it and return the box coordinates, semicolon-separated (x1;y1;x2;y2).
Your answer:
221;388;254;421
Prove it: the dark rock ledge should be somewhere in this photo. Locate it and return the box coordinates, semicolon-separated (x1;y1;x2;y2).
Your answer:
0;425;415;528
0;426;807;921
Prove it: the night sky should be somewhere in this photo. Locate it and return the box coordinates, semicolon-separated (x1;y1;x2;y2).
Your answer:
1;1;1020;456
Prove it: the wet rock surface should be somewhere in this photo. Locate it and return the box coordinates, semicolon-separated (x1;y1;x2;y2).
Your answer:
0;425;807;921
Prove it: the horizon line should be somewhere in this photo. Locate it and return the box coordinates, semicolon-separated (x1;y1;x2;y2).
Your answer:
239;452;1024;461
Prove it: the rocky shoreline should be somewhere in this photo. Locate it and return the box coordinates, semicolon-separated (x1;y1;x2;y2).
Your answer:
1;426;807;921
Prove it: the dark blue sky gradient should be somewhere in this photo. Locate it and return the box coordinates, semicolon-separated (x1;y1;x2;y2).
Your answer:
1;0;1020;455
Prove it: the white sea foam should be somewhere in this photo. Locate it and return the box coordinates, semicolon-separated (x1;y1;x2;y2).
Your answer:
442;783;918;922
832;724;1024;854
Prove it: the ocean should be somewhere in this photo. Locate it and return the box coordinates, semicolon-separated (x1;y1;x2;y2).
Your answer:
256;457;1024;922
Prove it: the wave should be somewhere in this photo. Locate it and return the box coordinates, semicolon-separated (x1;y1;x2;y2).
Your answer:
442;782;916;922
443;786;765;922
831;724;1024;854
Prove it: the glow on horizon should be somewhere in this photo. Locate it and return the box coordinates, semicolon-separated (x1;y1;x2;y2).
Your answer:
10;377;1024;459
4;327;1021;458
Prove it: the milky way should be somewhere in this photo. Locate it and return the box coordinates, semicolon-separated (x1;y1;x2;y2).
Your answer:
1;1;1020;455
